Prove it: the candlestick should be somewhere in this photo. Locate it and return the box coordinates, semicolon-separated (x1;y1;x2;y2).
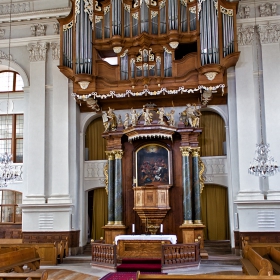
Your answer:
132;224;135;234
160;224;163;234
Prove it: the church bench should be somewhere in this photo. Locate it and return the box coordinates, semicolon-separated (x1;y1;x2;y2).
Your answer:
0;242;60;265
0;270;48;280
0;248;17;254
136;271;280;280
0;248;40;273
241;245;273;276
263;247;280;275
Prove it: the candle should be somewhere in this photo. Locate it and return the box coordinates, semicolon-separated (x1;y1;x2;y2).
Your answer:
132;224;135;233
160;224;163;233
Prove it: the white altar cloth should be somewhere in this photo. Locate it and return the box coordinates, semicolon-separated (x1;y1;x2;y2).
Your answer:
114;234;177;244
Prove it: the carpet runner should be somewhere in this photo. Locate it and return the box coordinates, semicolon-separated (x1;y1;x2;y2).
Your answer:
100;272;164;280
116;258;162;273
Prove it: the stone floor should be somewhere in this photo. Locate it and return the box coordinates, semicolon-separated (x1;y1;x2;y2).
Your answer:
37;253;243;280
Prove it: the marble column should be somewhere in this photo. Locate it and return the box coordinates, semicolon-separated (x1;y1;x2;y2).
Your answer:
114;150;123;225
105;151;115;225
192;148;201;224
180;146;193;224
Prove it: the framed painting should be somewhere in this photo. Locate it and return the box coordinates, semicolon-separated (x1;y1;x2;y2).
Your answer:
135;144;172;186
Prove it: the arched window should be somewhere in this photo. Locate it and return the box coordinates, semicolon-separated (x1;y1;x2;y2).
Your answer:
0;71;24;92
0;190;22;224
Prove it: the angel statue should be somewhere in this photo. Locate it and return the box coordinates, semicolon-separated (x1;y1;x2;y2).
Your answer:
166;109;175;126
102;107;117;132
142;106;153;125
130;108;139;126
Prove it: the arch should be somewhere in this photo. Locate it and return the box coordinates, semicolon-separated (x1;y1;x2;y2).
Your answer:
201;105;228;126
0;58;29;88
81;111;103;135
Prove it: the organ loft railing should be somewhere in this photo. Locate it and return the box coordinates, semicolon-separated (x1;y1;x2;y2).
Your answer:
58;0;240;111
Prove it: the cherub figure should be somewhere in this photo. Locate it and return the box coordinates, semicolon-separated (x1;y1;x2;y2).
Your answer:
123;113;130;129
130;108;139;126
142;106;153;125
157;107;165;125
166;109;175;126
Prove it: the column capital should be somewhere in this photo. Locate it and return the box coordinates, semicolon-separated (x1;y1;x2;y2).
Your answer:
191;147;200;157
105;151;115;160
114;150;124;159
27;42;49;62
180;146;192;157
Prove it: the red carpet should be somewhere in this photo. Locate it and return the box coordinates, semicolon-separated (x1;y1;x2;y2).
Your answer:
116;258;161;273
100;272;164;280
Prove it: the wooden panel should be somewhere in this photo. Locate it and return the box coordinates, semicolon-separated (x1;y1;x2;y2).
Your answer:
22;230;79;248
117;240;171;259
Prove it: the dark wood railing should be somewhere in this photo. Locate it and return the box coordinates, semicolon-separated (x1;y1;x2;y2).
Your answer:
91;243;117;268
161;242;200;269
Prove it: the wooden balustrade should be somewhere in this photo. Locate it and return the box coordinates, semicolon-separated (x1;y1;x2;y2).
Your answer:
162;243;200;269
91;243;117;268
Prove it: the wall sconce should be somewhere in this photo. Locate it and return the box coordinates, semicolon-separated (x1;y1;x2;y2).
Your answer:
78;81;90;90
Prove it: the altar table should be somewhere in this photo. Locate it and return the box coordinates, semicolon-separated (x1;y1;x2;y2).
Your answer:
115;235;177;259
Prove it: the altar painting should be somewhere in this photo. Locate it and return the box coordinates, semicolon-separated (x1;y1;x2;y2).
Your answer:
136;144;170;186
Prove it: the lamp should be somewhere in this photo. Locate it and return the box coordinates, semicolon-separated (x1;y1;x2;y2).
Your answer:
248;0;279;178
0;0;20;187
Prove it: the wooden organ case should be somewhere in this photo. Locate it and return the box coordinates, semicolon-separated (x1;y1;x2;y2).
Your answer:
58;0;240;246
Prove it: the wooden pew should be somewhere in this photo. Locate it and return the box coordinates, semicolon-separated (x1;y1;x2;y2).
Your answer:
0;248;17;254
241;245;273;276
0;243;58;265
0;270;48;280
263;247;280;275
136;272;280;280
0;248;40;273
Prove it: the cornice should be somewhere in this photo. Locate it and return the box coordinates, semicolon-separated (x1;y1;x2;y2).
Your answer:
0;7;71;24
0;35;59;48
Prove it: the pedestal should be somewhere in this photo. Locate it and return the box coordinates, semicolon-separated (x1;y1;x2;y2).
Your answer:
102;225;127;244
180;224;208;259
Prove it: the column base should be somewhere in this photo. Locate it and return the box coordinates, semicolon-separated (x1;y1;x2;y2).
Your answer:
179;223;207;258
102;224;127;244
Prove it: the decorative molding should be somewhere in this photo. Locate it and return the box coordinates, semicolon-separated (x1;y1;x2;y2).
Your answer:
36;24;46;36
201;157;227;175
260;3;277;17
30;24;46;37
0;50;13;64
258;22;280;44
53;23;59;35
50;42;60;60
204;71;218;81
84;160;107;178
0;29;5;39
27;42;49;62
0;2;31;14
237;24;254;45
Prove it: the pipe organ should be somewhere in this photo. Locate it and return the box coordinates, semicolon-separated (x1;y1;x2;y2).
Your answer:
58;0;239;111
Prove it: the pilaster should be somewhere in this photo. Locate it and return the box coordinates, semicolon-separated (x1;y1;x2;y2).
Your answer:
48;41;72;204
23;42;48;204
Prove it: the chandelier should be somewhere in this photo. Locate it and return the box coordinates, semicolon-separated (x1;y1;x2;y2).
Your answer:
248;0;279;178
249;143;279;178
0;0;21;187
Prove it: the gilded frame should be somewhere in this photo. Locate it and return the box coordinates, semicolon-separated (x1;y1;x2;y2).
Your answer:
135;143;172;187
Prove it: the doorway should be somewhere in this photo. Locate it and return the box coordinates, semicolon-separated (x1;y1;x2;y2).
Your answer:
201;184;229;240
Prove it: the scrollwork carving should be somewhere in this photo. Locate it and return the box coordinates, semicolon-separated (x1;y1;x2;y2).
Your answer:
0;29;5;39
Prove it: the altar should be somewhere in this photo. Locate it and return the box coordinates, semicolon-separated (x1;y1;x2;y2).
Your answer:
115;235;177;259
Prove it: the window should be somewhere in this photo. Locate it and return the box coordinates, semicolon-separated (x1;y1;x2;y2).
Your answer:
0;114;23;163
0;71;24;92
0;190;22;224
